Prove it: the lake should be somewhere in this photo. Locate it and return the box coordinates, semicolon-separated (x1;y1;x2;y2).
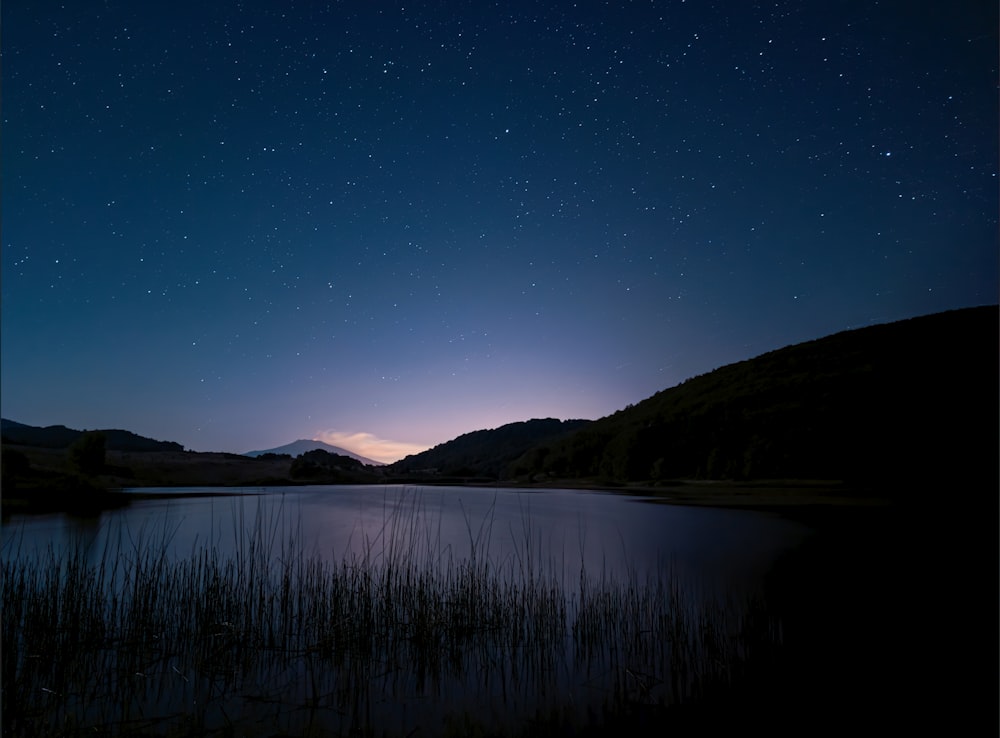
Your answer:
2;485;812;736
2;484;808;586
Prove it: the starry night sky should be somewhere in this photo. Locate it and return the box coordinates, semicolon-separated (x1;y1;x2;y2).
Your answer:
3;2;997;462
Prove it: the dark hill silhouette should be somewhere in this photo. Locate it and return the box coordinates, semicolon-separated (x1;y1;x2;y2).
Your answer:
507;306;998;488
5;307;995;490
1;419;184;453
388;418;591;479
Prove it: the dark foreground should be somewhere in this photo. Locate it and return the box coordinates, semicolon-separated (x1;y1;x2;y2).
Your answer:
2;487;996;737
722;500;998;737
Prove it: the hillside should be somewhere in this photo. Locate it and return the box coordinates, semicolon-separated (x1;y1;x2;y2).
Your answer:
4;307;995;495
1;419;184;453
388;418;590;479
507;306;998;488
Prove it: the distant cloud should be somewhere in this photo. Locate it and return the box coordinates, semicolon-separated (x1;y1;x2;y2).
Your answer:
314;430;429;464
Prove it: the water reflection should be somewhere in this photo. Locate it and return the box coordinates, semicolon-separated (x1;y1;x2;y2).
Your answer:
1;485;810;736
2;485;808;594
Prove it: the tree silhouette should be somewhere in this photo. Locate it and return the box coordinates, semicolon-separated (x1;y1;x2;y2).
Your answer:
70;431;106;476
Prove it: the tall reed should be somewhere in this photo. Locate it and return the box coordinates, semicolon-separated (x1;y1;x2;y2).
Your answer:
2;493;782;737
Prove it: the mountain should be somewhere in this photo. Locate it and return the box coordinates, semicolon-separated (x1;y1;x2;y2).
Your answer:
506;305;998;488
1;419;184;452
387;418;591;479
244;439;383;466
6;306;994;489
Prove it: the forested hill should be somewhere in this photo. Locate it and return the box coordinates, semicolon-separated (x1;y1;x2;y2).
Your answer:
507;306;998;487
388;418;590;479
0;419;184;453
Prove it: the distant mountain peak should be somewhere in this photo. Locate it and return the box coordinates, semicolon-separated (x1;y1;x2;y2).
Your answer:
244;439;383;466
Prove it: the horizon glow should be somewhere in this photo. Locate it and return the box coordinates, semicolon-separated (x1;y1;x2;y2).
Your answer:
313;431;431;465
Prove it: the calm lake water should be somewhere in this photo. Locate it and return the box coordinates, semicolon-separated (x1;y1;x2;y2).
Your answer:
1;484;809;593
2;485;815;736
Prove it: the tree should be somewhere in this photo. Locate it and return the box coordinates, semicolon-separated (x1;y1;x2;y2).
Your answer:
1;448;31;489
70;431;106;476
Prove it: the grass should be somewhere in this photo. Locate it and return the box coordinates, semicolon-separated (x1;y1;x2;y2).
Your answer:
2;494;783;737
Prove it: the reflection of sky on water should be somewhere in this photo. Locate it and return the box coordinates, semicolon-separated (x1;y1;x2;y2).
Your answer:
1;485;810;595
2;485;815;735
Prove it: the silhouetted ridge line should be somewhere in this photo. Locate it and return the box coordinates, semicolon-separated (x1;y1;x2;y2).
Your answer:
504;306;998;488
1;419;184;453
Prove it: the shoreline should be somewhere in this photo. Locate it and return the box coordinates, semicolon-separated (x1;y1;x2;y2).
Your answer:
2;476;893;523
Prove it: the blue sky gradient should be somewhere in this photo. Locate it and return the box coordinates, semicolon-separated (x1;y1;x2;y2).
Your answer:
3;2;996;461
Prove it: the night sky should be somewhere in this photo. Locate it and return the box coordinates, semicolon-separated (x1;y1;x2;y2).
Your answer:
3;2;996;462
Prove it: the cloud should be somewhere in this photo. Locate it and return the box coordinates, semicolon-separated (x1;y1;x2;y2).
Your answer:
314;430;429;464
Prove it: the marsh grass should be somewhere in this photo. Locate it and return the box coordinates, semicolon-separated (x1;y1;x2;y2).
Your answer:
2;492;782;737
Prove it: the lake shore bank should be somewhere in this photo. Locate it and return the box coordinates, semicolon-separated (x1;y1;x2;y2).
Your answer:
2;465;895;525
